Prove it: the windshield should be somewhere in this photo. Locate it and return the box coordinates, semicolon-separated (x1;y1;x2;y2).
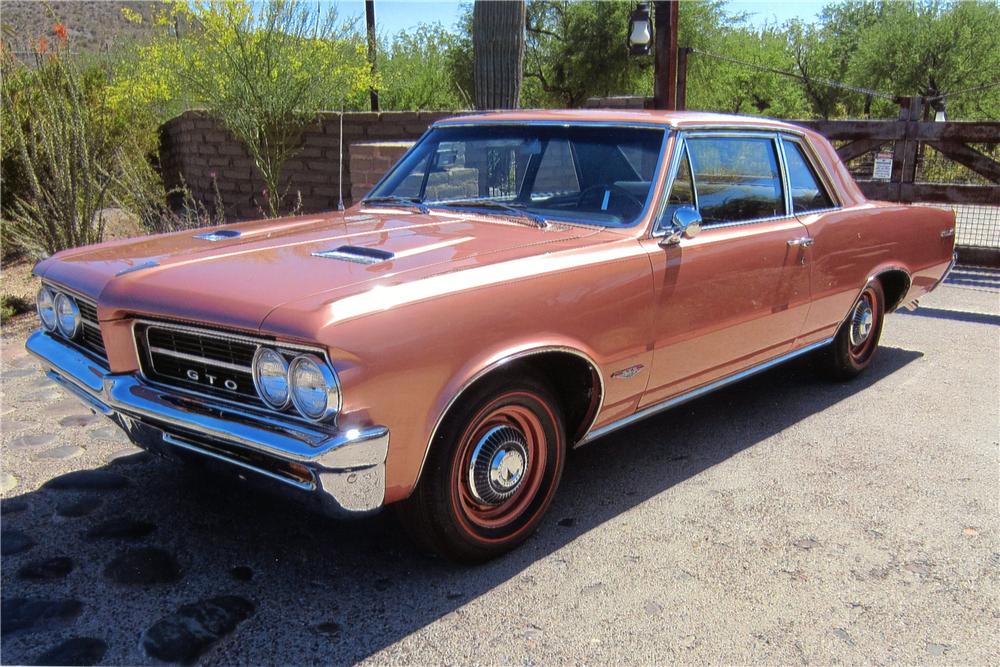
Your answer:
367;124;667;227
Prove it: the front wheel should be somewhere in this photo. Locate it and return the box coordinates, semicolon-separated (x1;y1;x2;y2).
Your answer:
822;281;885;380
396;373;566;562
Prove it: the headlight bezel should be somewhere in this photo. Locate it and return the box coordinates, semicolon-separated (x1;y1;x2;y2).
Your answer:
287;353;341;423
36;286;57;331
251;347;292;410
53;292;81;339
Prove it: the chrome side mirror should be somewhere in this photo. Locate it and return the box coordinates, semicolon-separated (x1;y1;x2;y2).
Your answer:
659;206;702;247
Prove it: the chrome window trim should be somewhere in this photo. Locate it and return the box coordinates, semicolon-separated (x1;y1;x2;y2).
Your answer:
652;130;798;237
775;132;795;215
670;122;807;136
433;119;671;130
130;318;341;429
368;122;672;230
779;134;843;211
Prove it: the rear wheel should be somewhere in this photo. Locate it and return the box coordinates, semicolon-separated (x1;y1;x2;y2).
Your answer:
822;281;885;380
397;373;565;562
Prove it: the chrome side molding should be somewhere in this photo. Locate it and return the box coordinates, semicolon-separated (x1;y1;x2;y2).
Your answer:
578;337;834;445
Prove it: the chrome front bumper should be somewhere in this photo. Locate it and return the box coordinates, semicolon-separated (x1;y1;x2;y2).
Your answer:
26;330;389;516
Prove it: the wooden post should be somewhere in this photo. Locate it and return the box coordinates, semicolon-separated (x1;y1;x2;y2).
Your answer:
676;46;691;111
652;1;678;110
366;0;379;112
890;96;922;201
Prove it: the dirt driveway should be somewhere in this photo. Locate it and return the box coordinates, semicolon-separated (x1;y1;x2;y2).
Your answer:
2;269;998;665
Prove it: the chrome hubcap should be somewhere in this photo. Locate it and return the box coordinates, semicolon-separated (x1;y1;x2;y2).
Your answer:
849;299;874;347
468;425;529;504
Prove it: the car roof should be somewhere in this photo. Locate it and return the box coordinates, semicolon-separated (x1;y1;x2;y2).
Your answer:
434;109;805;132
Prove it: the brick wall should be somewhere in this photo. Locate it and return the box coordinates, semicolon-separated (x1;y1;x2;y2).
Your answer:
348;142;414;203
158;110;451;220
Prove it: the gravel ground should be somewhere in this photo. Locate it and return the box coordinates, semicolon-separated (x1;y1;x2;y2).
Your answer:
1;268;998;665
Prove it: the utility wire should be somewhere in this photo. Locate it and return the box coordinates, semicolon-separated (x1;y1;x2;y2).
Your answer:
689;48;897;100
927;80;1000;102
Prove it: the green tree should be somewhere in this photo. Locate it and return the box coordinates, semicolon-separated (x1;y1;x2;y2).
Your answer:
790;1;1000;120
379;23;469;110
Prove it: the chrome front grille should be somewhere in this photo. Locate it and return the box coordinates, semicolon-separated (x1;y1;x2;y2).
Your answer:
135;322;263;405
76;298;107;360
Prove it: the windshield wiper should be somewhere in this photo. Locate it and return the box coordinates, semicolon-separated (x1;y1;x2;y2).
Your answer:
431;199;547;228
361;196;429;214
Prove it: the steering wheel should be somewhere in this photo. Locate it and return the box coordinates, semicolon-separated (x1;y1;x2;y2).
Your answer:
575;184;644;217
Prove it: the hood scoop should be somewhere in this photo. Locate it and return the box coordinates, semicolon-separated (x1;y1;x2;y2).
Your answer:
194;229;241;241
312;245;394;265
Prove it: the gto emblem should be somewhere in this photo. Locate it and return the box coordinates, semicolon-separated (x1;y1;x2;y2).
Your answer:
186;369;239;391
611;364;645;380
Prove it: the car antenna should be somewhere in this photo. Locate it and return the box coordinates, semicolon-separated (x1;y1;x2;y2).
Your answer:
337;98;345;212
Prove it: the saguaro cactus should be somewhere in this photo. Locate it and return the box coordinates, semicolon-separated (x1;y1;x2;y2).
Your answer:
473;0;525;110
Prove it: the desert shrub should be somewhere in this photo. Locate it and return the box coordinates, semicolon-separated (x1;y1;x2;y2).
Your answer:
1;29;170;257
1;46;118;257
0;294;33;324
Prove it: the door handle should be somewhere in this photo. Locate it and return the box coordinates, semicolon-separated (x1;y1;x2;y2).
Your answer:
787;237;814;247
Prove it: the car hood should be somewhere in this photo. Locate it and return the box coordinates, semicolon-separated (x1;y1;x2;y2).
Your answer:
36;208;605;333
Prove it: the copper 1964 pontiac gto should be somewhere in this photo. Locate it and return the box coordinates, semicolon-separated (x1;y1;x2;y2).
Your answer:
28;110;955;561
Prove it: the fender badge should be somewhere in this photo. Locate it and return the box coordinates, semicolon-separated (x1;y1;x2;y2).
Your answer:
612;364;645;380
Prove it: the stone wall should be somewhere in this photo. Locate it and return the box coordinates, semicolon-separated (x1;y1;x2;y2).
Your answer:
158;110;451;220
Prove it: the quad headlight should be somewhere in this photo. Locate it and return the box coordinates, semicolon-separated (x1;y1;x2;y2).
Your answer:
36;286;57;331
252;348;340;421
288;354;340;422
252;347;291;409
53;292;81;339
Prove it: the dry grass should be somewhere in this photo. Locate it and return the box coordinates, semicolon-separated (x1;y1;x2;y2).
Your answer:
0;208;146;333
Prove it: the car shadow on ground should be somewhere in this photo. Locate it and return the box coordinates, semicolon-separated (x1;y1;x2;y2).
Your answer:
0;346;922;664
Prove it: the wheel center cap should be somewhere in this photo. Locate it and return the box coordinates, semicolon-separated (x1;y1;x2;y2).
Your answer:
850;302;874;346
490;449;525;490
468;425;530;505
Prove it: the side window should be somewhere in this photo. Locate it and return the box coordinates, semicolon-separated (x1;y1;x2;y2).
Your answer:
686;136;785;225
782;139;834;213
668;146;695;206
659;145;695;228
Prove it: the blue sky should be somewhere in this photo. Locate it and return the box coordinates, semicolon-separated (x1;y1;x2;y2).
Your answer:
336;1;830;36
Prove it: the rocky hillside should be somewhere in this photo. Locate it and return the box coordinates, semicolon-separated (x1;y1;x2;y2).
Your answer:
1;1;170;58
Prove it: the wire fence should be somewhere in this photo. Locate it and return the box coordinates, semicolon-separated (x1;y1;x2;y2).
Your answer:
918;203;1000;249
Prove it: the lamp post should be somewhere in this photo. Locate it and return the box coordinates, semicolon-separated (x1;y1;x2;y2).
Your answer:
628;1;679;111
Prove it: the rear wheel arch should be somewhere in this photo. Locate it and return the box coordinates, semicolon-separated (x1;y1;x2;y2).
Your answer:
871;268;911;312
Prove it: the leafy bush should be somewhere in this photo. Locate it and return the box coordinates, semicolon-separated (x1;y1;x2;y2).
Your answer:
379;23;470;110
115;0;372;217
0;294;32;324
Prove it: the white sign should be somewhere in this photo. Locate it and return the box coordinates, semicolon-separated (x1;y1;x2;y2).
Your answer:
872;152;893;181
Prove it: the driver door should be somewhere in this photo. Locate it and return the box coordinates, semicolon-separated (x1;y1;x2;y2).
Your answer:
637;132;812;408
